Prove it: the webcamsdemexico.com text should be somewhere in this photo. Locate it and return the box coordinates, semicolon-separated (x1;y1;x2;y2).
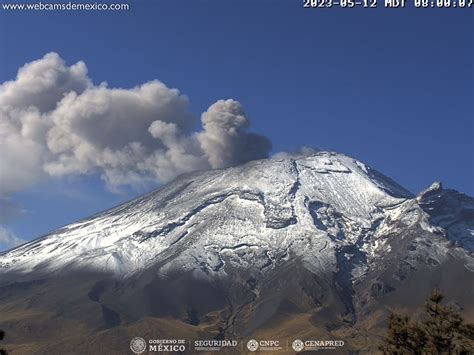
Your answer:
1;1;130;11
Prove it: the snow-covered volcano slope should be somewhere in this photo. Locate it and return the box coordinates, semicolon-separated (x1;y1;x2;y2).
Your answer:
0;151;472;279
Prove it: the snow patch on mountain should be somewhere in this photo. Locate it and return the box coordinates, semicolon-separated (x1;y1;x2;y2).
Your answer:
0;151;471;283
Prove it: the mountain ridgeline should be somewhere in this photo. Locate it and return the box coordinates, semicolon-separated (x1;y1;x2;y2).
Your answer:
0;151;472;353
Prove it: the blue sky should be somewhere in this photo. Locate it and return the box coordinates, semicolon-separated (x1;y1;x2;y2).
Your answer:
0;1;472;247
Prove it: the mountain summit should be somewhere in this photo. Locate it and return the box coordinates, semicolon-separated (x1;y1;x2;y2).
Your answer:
0;151;472;353
0;151;416;275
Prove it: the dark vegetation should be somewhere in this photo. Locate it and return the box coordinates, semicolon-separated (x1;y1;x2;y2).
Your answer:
0;329;7;355
381;289;474;354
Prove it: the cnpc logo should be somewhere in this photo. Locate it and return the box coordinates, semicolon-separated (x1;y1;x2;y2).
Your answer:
247;339;259;351
246;339;282;351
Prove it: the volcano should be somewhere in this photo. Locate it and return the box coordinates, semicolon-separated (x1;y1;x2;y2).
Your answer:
1;151;473;354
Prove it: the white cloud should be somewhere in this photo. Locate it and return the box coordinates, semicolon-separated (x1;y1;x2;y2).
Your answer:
0;226;26;251
0;53;90;196
0;53;272;196
0;52;90;113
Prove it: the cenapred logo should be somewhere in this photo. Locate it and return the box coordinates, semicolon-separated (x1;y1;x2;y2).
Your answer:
292;339;304;352
247;339;259;352
292;339;345;351
130;337;147;354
